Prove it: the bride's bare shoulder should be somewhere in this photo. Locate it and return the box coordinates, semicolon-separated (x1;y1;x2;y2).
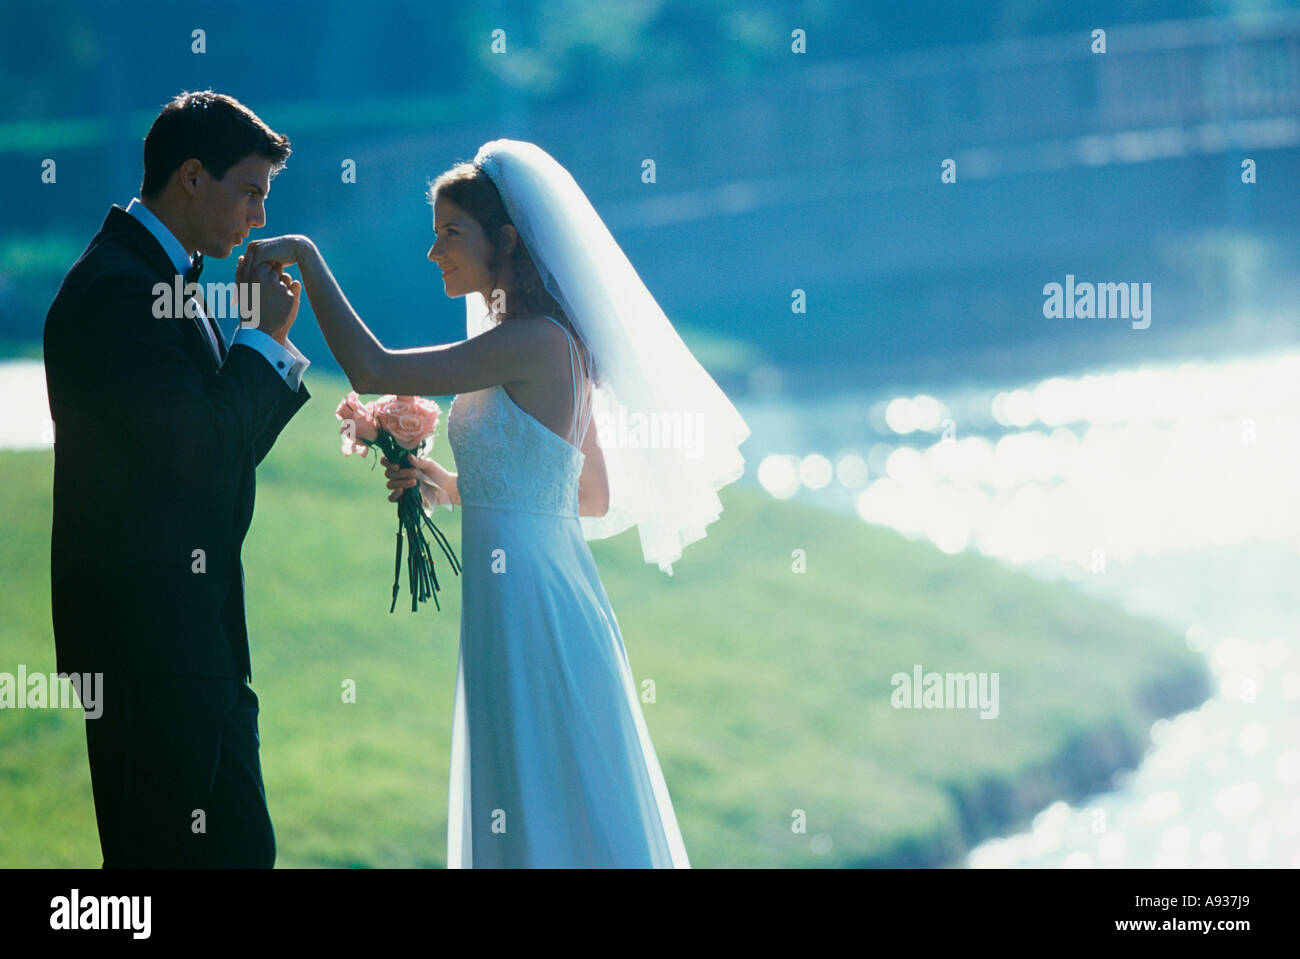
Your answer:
491;314;562;345
493;315;570;384
517;314;571;352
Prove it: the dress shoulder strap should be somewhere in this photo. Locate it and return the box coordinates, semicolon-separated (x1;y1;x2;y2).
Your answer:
540;315;590;449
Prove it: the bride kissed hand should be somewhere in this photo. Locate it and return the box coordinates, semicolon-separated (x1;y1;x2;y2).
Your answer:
236;233;306;272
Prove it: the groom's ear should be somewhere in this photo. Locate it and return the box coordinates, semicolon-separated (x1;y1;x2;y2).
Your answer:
175;158;205;198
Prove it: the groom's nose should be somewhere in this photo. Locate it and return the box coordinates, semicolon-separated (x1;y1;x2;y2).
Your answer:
250;199;266;229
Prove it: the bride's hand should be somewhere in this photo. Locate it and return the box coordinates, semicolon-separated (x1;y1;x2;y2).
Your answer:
382;455;421;503
241;234;309;272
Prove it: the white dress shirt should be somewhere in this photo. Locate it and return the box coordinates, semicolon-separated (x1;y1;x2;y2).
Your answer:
125;198;309;391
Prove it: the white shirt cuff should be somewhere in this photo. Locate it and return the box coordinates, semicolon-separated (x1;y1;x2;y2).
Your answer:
232;327;310;391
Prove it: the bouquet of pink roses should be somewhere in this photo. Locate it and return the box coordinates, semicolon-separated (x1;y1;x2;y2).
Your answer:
336;391;461;612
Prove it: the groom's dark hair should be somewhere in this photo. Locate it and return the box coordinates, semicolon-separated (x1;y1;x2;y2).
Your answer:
140;90;291;199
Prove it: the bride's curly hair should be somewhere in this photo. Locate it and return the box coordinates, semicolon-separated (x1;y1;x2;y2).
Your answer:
428;162;601;387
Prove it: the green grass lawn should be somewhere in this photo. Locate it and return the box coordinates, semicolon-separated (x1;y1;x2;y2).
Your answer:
0;371;1207;867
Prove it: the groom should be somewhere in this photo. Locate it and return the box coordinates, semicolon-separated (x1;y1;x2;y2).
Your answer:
43;90;310;867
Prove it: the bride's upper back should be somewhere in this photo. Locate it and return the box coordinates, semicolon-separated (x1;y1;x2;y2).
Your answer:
497;315;592;449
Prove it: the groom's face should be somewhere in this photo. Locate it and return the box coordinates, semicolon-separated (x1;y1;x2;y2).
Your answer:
192;154;273;258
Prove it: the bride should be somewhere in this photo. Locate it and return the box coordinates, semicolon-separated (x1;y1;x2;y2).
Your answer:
238;139;749;868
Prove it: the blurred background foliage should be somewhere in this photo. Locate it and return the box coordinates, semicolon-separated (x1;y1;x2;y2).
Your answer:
5;0;1297;392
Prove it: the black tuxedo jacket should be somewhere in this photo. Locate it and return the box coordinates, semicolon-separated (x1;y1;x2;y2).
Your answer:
43;205;310;680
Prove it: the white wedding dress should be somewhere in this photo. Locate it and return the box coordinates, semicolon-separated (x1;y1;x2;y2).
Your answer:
442;315;691;868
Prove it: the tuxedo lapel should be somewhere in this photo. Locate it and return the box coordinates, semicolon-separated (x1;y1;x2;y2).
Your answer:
188;285;222;372
208;311;229;364
101;206;222;372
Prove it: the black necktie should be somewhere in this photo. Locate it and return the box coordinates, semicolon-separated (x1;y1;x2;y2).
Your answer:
184;252;203;285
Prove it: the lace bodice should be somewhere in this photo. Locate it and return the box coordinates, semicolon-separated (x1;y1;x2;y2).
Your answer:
447;384;585;517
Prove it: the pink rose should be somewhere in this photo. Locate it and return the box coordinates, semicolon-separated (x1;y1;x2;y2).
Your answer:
335;390;379;456
373;395;411;418
374;394;441;451
340;431;370;457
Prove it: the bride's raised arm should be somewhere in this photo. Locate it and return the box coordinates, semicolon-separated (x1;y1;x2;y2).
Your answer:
238;235;553;396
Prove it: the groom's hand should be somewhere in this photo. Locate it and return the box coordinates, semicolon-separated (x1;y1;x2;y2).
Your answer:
237;255;300;345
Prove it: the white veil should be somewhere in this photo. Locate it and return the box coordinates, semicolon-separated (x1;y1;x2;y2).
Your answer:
463;139;750;575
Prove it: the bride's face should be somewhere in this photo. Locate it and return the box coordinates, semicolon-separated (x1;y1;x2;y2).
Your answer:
427;196;494;300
